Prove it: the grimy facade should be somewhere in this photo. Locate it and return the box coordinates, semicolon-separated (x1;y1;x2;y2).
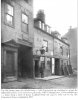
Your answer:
1;0;71;82
1;0;34;82
33;18;70;78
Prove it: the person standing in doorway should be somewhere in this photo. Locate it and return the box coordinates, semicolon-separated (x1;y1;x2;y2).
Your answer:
40;62;44;78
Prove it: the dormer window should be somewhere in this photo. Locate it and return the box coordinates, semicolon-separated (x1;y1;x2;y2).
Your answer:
47;26;50;33
39;21;41;28
49;28;51;34
42;23;44;30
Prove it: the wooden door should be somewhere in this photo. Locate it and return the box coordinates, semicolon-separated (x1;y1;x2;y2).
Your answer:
6;51;15;76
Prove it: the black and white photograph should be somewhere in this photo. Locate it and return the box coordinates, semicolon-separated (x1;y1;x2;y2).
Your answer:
1;0;77;97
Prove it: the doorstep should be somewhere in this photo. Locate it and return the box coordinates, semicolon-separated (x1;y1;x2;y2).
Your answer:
3;76;17;83
35;75;65;80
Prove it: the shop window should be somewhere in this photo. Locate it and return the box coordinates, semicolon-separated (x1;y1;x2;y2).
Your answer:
5;4;14;27
22;13;28;33
47;58;51;69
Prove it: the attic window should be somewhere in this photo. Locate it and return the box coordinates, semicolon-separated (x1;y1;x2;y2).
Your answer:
39;21;41;28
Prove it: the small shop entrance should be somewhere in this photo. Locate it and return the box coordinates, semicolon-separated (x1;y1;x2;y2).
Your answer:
55;58;60;75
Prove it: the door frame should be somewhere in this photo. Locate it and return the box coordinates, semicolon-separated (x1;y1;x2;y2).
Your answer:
3;45;18;81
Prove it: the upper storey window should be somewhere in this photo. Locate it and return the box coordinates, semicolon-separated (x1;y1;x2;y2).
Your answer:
24;0;29;3
60;46;63;55
22;13;28;33
5;4;14;26
43;40;48;52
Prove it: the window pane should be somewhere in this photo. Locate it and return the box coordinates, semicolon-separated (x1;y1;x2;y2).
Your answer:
24;0;29;3
7;4;13;16
42;23;44;30
6;14;13;25
22;14;28;24
43;40;47;47
39;21;41;28
43;40;48;52
22;23;28;33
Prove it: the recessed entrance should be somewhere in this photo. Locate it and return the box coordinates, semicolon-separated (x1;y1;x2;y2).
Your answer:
18;45;33;78
55;58;60;75
35;60;39;77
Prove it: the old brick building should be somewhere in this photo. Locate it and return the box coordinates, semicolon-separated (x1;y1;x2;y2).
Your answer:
1;0;34;82
33;17;71;78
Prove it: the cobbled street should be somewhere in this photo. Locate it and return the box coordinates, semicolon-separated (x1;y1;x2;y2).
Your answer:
1;73;77;89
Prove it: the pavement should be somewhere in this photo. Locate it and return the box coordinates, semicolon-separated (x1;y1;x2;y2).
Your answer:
1;74;77;89
35;75;64;80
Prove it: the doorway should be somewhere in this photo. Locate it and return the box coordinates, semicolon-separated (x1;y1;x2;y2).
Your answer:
18;45;33;78
6;51;15;76
55;58;60;75
35;60;39;77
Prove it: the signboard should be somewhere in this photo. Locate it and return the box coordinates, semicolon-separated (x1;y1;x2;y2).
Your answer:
40;57;44;61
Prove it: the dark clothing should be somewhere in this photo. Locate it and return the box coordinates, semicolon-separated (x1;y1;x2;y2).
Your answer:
40;67;44;78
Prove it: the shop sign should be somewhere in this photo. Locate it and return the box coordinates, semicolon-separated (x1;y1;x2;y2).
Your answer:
40;57;44;61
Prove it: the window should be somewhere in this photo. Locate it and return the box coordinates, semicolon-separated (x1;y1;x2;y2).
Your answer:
39;21;41;28
24;0;29;3
5;4;14;26
60;46;63;55
47;26;50;33
43;40;48;52
42;23;44;30
47;58;51;69
66;48;69;57
22;13;28;33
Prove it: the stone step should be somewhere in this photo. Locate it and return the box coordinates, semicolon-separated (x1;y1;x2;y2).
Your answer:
4;76;17;82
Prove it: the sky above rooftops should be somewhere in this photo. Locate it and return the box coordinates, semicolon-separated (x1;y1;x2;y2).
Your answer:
33;0;77;36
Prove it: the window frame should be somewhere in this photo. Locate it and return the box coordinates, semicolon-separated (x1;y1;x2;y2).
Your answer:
39;21;42;29
4;3;14;27
24;0;29;3
43;40;48;52
42;23;44;30
66;48;69;57
60;46;63;55
21;12;29;33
